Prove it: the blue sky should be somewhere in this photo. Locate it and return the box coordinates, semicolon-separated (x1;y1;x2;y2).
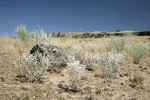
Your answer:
0;0;150;35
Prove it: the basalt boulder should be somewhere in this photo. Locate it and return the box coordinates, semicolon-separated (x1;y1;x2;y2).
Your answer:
29;44;68;72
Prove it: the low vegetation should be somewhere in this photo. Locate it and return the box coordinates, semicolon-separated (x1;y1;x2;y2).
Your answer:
0;25;150;99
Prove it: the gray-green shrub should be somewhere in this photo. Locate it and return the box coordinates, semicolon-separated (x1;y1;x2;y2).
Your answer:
21;52;51;83
66;55;85;92
31;29;48;45
94;52;125;77
83;53;95;71
16;24;48;44
15;24;30;42
106;37;125;52
70;45;85;61
132;41;147;64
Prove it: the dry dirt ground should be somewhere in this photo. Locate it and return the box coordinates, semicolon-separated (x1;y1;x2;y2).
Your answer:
0;36;150;100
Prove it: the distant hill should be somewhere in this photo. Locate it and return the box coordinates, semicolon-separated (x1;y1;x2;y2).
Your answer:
50;30;150;38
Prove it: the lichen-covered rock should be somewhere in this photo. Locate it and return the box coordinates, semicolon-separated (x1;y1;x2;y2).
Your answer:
29;44;68;72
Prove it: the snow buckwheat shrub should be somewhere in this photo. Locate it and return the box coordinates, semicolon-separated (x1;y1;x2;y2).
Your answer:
66;54;85;92
94;52;125;77
83;53;95;71
21;52;51;83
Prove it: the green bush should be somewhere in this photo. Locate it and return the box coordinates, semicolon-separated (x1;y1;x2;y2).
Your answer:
51;32;65;38
81;32;91;38
72;34;82;38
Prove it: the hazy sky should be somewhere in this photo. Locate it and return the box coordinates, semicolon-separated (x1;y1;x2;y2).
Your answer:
0;0;150;35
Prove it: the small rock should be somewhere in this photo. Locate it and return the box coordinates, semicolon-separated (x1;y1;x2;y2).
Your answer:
95;91;101;94
146;72;150;74
120;82;124;85
86;95;93;100
129;83;136;88
0;76;5;82
21;86;28;91
131;98;137;100
143;67;147;70
124;73;129;76
119;74;124;77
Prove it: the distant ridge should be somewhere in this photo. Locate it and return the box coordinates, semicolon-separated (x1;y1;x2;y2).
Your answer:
50;30;150;38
